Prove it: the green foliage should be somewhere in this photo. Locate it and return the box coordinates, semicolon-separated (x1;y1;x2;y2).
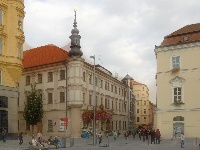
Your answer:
23;83;43;126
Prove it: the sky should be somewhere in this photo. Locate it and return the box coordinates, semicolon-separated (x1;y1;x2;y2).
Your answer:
24;0;200;104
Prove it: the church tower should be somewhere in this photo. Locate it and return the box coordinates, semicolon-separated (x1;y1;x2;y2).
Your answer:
0;0;25;136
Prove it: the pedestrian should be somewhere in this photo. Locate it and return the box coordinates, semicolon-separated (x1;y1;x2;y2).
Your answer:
98;132;103;145
180;132;185;148
171;128;177;140
2;128;6;143
117;130;121;137
138;128;141;140
105;130;109;138
155;129;161;144
19;132;23;145
142;128;146;141
113;131;117;141
124;131;129;144
150;129;155;144
37;131;41;140
146;129;150;140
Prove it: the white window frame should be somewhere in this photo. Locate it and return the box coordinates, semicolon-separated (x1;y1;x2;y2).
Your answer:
171;55;180;69
171;86;184;103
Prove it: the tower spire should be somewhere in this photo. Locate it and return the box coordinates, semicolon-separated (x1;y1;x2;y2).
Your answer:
69;8;83;58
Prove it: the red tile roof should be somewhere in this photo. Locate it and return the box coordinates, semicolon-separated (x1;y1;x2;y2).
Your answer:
133;81;142;85
23;44;68;68
161;23;200;46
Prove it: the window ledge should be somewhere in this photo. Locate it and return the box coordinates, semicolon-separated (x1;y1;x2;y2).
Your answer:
171;68;180;74
172;102;185;105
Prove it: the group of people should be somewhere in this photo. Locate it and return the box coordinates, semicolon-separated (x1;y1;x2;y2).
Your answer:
137;128;161;144
30;131;64;148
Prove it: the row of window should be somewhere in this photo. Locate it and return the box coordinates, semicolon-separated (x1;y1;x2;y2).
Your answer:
83;72;126;96
85;93;127;112
0;39;22;58
137;117;146;123
0;9;23;30
136;101;147;105
137;109;147;114
25;70;66;85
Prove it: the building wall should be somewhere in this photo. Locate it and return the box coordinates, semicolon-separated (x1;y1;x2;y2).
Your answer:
133;83;150;127
0;0;25;136
19;58;130;137
155;41;200;139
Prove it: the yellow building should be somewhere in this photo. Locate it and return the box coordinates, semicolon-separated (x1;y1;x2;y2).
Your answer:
0;0;25;137
154;23;200;139
133;81;150;128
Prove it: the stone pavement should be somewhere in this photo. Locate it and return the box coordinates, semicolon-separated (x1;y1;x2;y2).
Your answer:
0;135;200;150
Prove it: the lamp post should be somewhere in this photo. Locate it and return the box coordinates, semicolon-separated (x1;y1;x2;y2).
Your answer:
90;55;96;146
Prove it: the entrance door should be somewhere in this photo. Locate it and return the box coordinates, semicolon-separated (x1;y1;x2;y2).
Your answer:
173;122;184;137
0;110;8;133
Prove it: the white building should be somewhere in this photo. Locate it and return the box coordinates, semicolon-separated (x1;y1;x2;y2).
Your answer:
154;23;200;139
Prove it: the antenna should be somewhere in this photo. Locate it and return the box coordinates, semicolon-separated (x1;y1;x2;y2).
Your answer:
98;55;103;64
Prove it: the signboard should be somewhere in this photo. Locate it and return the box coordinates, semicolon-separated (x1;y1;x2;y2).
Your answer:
60;118;68;126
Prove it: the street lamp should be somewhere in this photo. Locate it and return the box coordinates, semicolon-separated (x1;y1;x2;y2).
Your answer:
90;55;96;146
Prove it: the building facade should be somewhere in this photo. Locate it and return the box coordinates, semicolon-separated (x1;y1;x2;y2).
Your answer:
0;0;25;137
133;81;150;128
18;12;132;137
154;23;200;139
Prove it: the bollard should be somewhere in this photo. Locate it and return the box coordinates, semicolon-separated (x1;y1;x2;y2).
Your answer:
196;137;198;146
148;137;149;145
70;137;74;147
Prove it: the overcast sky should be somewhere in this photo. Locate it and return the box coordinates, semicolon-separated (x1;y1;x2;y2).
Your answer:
24;0;200;104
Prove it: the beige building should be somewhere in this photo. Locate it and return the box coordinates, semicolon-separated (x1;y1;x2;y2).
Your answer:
0;0;25;137
121;75;153;128
154;23;200;139
18;12;133;137
133;81;150;128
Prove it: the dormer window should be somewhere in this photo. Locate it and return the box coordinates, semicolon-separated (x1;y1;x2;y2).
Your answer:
183;36;188;41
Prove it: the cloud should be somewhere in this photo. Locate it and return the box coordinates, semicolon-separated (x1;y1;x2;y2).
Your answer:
24;0;200;104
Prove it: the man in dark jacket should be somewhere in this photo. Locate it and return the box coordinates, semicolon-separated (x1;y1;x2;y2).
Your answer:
150;129;155;144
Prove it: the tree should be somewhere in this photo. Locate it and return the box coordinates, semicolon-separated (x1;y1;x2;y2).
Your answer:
23;83;43;134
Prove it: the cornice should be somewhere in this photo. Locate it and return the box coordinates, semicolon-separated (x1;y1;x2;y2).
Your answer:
154;108;200;113
157;67;200;76
155;41;200;55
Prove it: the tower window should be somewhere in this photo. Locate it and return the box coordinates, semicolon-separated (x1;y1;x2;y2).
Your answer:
18;43;22;59
0;39;2;54
0;10;2;25
18;16;23;30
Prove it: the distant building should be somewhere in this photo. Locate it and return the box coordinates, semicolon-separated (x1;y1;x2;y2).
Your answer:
122;75;154;129
154;23;200;138
18;11;132;137
133;81;150;128
0;0;25;137
148;101;156;128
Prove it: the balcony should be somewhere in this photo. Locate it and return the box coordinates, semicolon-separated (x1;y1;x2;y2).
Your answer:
171;68;180;74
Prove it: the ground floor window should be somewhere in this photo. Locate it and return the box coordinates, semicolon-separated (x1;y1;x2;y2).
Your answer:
48;120;53;132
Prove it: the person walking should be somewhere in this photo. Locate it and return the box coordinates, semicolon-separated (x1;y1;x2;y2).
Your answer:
98;132;103;145
171;128;177;140
18;132;23;145
155;129;161;144
124;131;129;144
180;132;185;148
2;128;6;143
113;131;117;141
142;128;146;142
150;129;155;144
138;128;141;140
